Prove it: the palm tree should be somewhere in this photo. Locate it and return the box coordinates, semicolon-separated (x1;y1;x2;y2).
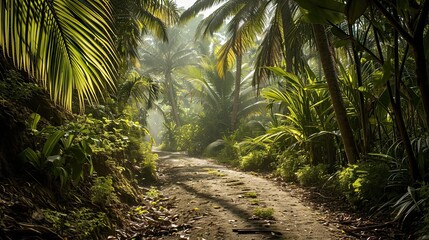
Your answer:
115;70;159;115
182;1;264;129
139;28;197;126
112;0;180;69
312;24;359;164
184;54;262;146
182;0;360;163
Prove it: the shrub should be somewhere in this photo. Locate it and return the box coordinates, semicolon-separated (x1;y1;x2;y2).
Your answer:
338;162;390;205
90;176;118;207
240;150;276;172
207;134;240;166
42;208;108;239
159;122;179;151
134;142;158;182
176;124;204;155
338;164;358;202
276;150;307;182
216;143;240;166
296;164;329;187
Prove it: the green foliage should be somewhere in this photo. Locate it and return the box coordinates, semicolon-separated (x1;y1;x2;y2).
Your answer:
386;184;429;239
42;208;108;239
253;207;274;219
0;0;118;110
132;142;158;182
338;162;389;205
159;122;179;151
416;185;429;239
276;150;307;182
244;191;258;198
145;187;159;198
21;126;93;189
240;151;265;171
392;185;429;222
21;113;157;190
260;68;339;166
296;164;329;187
176;124;204;156
238;139;277;172
0;70;40;102
338;165;359;201
90;176;118;207
206;134;240;166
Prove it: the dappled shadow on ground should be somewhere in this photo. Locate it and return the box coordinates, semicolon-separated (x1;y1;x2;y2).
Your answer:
156;151;340;240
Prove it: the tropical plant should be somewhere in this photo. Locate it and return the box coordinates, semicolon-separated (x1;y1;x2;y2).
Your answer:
90;176;118;207
139;27;197;126
0;0;118;110
181;0;307;129
21;128;93;189
112;0;180;67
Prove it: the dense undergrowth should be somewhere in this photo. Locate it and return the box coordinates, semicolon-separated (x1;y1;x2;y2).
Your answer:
0;69;172;239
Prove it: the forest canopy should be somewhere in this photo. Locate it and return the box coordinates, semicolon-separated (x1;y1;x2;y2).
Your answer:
0;0;428;239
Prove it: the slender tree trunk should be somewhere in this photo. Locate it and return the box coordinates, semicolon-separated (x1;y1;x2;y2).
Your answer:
374;0;429;128
393;30;422;182
231;52;242;130
412;39;429;128
409;0;429;129
166;70;181;126
348;24;370;154
312;24;359;164
386;83;421;181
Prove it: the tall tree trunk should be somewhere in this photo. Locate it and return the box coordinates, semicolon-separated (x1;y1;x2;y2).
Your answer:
412;38;429;129
231;52;242;130
165;70;181;127
312;24;359;164
409;0;429;129
392;30;421;182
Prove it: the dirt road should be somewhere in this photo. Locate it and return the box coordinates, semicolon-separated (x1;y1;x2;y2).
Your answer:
156;151;350;240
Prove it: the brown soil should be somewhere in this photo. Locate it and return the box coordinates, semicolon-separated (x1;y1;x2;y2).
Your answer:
156;151;351;240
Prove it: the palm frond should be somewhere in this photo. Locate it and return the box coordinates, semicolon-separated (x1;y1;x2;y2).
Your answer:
180;0;228;23
0;0;118;110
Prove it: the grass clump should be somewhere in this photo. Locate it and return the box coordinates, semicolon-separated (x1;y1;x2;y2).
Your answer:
244;191;258;198
204;168;226;177
253;207;274;219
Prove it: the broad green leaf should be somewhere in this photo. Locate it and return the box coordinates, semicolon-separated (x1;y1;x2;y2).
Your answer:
21;148;40;167
62;134;75;150
331;26;349;40
28;113;41;131
295;0;345;24
345;0;368;24
266;67;300;83
47;155;62;163
265;66;288;77
42;130;65;157
304;83;328;90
